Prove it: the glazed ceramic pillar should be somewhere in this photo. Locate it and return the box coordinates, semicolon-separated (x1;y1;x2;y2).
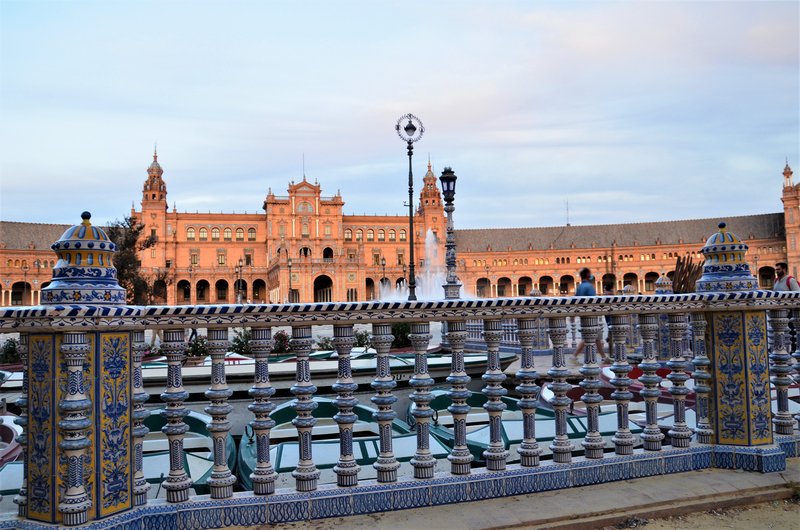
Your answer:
637;314;664;451
58;331;92;526
332;324;360;487
131;330;151;505
546;316;574;463
160;329;193;502
569;317;578;349
690;313;713;444
290;325;320;491
767;310;795;435
578;315;605;459
482;319;509;471
516;318;542;467
608;315;634;455
665;314;693;448
248;327;277;494
445;320;473;474
409;322;436;479
205;327;236;498
370;323;400;482
13;333;28;516
794;312;800;431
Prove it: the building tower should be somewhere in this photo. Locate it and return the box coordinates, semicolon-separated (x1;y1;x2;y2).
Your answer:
417;159;446;271
138;149;169;275
780;161;800;277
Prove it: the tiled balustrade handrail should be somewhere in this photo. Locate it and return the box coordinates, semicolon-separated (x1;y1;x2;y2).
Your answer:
1;290;798;529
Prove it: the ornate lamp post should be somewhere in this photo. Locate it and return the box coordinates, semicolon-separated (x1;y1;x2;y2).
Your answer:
402;264;407;286
287;257;293;303
395;113;424;301
381;256;386;295
439;167;461;299
235;258;244;304
21;263;29;305
484;264;490;298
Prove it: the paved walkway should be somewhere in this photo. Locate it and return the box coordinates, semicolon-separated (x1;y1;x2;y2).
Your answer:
261;458;799;530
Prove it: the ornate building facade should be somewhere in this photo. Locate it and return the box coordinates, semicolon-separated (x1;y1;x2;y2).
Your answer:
0;156;795;306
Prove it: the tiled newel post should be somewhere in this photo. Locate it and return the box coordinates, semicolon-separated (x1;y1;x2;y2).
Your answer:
28;212;133;525
696;222;784;471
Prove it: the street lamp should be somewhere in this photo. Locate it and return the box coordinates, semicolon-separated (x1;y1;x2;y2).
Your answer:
484;264;490;298
21;263;29;305
287;257;293;303
235;258;244;304
753;255;760;288
439;167;461;299
381;256;386;295
395;113;424;301
188;265;193;304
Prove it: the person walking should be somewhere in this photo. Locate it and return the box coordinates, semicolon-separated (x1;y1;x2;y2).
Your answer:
573;268;605;361
774;262;800;351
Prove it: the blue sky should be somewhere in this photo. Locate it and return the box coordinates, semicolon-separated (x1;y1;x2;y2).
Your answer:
1;1;798;229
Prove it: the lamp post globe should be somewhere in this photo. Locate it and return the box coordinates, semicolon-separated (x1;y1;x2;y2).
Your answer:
439;167;461;299
395;113;424;301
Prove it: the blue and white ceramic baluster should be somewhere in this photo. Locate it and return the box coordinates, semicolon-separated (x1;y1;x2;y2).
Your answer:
332;324;360;486
160;329;192;502
132;330;151;505
445;320;472;474
547;316;574;463
516;318;542;467
13;333;28;516
690;313;713;444
248;327;277;494
666;314;693;448
409;322;435;479
205;327;236;498
569;317;578;350
370;323;400;482
768;310;795;435
290;325;320;491
609;315;634;455
579;315;605;458
637;314;664;451
794;311;800;430
482;319;509;470
58;331;92;525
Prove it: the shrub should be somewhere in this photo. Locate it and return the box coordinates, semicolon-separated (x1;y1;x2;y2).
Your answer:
271;330;290;353
314;336;334;351
354;329;371;348
185;335;209;358
231;328;253;355
0;338;20;364
391;323;411;348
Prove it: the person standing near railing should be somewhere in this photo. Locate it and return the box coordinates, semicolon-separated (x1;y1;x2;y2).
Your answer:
774;261;800;351
572;267;606;361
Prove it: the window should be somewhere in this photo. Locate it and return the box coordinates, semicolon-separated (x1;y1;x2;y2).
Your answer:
191;253;198;265
347;288;358;302
218;253;226;265
245;254;252;266
399;230;406;241
151;249;156;258
165;260;172;268
236;228;244;241
344;229;352;241
389;230;396;241
279;224;286;237
224;228;232;241
212;228;220;241
356;229;363;241
378;229;385;241
298;201;313;213
324;224;332;237
397;253;404;266
199;228;208;240
151;228;157;239
248;228;256;241
367;230;374;241
187;227;196;240
373;253;381;266
302;223;310;237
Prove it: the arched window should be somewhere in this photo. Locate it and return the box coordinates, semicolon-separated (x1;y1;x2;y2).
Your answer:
5;259;11;267
199;227;208;240
344;229;353;241
236;228;244;241
367;229;374;241
224;227;232;241
389;230;396;241
248;228;256;241
211;227;220;241
187;227;196;240
356;229;363;241
378;229;385;241
399;230;406;241
298;201;313;213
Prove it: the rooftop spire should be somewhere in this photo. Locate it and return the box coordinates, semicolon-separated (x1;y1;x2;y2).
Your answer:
783;159;793;187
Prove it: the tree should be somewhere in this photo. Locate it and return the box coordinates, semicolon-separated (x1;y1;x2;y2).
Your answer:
106;215;158;304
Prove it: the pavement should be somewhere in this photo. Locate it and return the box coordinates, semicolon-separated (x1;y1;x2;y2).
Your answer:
260;458;799;530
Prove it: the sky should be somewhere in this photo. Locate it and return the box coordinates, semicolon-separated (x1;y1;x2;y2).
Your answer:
1;1;798;230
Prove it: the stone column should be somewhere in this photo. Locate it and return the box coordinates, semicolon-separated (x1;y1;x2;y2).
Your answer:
160;329;193;502
332;324;360;486
482;319;509;470
248;327;277;494
370;323;400;482
637;314;664;451
578;315;605;459
445;320;472;474
608;315;634;455
409;322;435;479
205;328;236;498
546;316;574;463
132;330;151;505
290;325;320;491
516;318;542;466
